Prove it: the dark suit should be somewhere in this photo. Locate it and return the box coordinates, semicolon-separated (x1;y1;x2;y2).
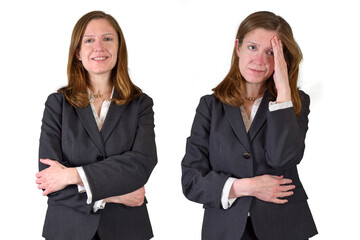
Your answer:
181;90;317;240
39;91;157;240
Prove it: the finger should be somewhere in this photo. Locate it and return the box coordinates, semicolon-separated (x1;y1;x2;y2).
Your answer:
272;37;284;62
279;178;293;185
278;38;283;50
276;191;294;198
270;175;283;180
271;37;279;55
40;159;54;166
279;184;296;192
273;198;288;204
35;178;43;184
42;188;52;196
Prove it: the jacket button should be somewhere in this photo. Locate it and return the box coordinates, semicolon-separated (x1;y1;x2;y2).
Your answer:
243;153;251;159
96;155;103;161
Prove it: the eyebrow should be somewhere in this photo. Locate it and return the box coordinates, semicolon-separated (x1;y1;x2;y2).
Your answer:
246;41;273;50
247;41;259;46
83;33;115;38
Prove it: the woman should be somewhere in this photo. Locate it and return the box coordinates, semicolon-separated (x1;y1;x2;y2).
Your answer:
181;11;317;240
35;11;157;240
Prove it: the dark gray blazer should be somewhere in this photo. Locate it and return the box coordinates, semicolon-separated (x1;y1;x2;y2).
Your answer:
181;90;317;240
39;91;157;240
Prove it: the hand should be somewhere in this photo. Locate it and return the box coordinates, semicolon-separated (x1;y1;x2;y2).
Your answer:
230;175;295;204
104;187;145;207
250;175;295;204
36;159;80;196
271;36;291;103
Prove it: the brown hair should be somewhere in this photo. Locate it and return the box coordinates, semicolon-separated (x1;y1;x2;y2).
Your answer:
213;11;303;115
58;11;142;108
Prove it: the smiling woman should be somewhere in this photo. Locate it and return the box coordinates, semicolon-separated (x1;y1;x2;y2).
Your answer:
36;11;157;240
59;11;142;108
77;19;119;78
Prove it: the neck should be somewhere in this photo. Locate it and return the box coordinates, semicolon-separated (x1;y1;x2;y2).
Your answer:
244;82;266;99
89;73;113;95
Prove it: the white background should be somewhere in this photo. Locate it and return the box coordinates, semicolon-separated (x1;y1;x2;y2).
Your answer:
1;0;359;239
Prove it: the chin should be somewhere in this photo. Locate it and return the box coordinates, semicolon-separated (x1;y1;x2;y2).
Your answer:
243;78;267;85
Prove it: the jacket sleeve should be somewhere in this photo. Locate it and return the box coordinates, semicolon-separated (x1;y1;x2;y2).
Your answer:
39;93;94;213
82;95;157;201
265;91;310;169
181;96;230;209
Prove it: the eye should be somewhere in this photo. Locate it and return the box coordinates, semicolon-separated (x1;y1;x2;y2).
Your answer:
84;38;94;43
104;37;113;41
248;45;256;51
267;50;274;56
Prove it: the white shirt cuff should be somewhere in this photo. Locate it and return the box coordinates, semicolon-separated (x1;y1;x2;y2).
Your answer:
93;200;106;212
268;101;293;112
221;177;237;210
76;167;93;204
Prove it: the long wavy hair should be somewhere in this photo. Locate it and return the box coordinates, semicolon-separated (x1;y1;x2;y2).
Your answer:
213;11;303;115
58;11;142;108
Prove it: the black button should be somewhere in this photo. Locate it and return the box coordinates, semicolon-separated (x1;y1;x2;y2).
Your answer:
243;153;251;159
96;155;103;161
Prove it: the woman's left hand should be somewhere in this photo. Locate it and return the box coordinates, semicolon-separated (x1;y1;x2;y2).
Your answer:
36;159;80;196
271;36;291;102
104;187;146;207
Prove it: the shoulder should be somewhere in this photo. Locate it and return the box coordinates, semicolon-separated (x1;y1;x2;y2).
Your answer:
129;93;154;114
198;94;221;108
298;89;310;104
132;93;153;107
44;92;66;107
297;89;310;116
46;92;64;101
138;92;153;103
195;94;224;118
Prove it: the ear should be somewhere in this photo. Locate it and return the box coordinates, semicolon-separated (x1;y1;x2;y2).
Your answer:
76;49;81;61
235;39;241;57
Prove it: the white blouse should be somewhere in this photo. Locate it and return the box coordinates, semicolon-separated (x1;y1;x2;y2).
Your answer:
76;87;114;212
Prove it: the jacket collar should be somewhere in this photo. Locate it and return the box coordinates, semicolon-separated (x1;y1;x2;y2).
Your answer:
100;89;128;143
75;89;128;156
248;90;269;142
223;90;270;152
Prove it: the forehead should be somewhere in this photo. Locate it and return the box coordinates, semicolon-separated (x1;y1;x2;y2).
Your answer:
84;18;117;35
243;28;278;46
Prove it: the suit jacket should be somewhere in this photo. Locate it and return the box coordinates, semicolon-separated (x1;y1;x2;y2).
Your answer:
39;91;157;240
181;90;317;240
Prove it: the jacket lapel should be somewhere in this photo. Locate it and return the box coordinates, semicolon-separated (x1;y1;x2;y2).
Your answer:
248;90;269;142
223;103;251;152
76;106;106;156
100;90;127;143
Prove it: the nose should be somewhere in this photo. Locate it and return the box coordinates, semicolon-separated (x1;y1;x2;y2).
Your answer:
253;52;265;65
94;39;104;51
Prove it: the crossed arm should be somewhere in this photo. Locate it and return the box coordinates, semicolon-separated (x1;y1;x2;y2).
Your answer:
36;94;157;210
36;159;146;207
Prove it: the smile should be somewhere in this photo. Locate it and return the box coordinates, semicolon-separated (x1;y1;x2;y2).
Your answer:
92;57;108;60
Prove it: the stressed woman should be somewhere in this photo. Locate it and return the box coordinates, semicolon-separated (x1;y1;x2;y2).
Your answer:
36;11;157;240
181;11;317;240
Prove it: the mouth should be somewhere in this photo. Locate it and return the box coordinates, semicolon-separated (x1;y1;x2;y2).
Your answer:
249;68;266;73
92;56;108;61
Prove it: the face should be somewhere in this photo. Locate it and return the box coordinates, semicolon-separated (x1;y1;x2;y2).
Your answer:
236;28;277;85
77;18;119;80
